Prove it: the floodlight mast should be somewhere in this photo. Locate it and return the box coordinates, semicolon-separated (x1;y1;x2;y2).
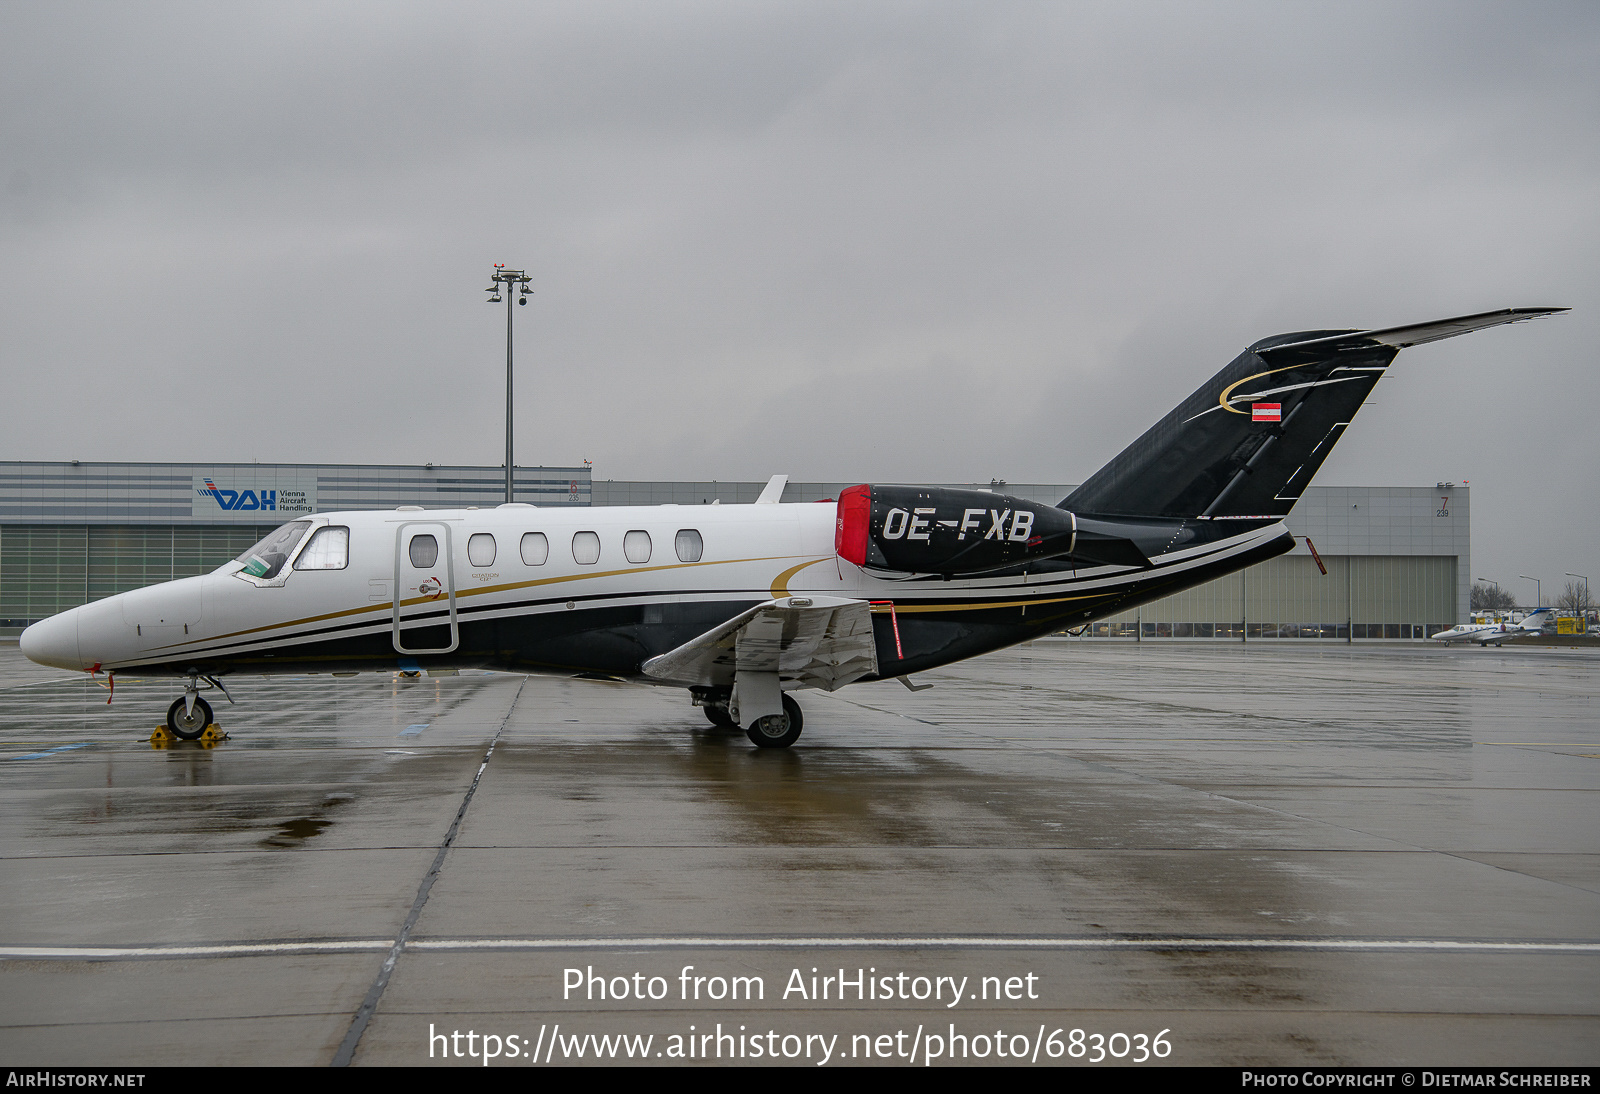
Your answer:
1519;576;1540;609
485;266;532;504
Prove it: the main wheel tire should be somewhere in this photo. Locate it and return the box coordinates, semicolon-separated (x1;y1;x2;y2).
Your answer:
166;696;214;741
703;704;736;728
745;693;803;749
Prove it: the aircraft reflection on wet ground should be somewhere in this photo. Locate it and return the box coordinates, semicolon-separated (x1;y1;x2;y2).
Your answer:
0;640;1596;1066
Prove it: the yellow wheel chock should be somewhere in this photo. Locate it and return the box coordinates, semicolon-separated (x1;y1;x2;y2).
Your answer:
149;724;228;745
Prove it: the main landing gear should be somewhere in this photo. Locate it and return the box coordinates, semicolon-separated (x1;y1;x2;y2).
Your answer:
693;688;805;748
745;694;803;749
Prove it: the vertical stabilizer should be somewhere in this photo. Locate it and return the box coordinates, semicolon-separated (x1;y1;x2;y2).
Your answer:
1063;308;1565;519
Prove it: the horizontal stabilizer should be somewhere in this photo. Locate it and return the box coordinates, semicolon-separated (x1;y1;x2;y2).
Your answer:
641;595;879;691
1258;308;1567;358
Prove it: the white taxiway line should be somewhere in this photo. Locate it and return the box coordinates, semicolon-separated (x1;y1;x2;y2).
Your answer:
0;941;390;959
4;937;1599;961
413;937;1600;953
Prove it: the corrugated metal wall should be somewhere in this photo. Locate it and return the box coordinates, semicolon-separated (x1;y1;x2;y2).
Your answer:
1090;554;1458;640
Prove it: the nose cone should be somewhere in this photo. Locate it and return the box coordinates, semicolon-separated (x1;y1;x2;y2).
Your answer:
20;609;83;670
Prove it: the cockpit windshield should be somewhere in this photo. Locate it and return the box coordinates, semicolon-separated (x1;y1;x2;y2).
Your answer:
235;521;311;580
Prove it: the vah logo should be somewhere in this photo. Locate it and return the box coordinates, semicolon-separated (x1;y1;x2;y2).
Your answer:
198;479;277;511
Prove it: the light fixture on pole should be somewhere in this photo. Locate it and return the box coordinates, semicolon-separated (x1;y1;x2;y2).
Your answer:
1475;575;1504;615
485;264;532;505
1567;573;1589;619
1519;575;1540;608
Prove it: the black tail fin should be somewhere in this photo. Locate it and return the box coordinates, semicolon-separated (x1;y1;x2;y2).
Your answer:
1062;308;1565;519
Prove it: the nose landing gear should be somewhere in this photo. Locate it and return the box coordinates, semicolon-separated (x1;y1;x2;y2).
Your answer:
163;670;232;741
166;695;214;740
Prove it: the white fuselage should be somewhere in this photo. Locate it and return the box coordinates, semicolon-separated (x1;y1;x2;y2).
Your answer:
22;502;829;673
20;501;1291;681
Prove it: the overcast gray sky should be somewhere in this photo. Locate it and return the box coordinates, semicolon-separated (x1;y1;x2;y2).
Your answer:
3;1;1596;595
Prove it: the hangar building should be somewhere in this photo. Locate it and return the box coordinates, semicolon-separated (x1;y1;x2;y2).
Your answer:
0;462;1466;641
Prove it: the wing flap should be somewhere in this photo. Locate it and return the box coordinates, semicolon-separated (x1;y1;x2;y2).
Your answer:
641;596;879;691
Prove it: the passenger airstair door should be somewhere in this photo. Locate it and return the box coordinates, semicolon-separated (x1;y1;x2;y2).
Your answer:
393;522;459;654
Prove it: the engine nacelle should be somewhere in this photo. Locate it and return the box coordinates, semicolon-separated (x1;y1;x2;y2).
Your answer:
834;484;1081;576
836;485;1156;576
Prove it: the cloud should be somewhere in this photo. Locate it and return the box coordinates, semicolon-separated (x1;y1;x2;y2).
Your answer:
1;0;1596;585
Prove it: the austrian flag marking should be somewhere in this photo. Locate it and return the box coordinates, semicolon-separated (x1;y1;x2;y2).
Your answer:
1252;403;1282;422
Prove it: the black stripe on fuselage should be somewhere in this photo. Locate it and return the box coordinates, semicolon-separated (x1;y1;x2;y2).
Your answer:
130;528;1293;680
146;587;776;661
136;528;1254;666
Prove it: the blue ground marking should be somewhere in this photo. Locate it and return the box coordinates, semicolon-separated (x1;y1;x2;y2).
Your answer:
399;724;430;737
8;743;91;761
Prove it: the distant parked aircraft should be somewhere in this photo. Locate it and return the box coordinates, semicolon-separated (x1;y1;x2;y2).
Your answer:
1431;609;1555;646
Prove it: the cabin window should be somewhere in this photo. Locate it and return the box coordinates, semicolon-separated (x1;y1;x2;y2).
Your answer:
293;526;349;570
624;530;652;564
236;521;311;579
467;533;497;568
675;528;703;563
409;534;439;568
519;532;549;566
572;531;600;565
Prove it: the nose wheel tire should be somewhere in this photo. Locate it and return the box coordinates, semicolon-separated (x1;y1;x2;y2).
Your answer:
745;694;803;749
704;704;736;729
166;696;214;741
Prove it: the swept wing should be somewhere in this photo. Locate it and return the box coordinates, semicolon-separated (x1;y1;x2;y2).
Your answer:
641;595;879;691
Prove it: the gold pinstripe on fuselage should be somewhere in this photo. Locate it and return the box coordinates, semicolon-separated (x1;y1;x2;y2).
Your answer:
150;552;820;653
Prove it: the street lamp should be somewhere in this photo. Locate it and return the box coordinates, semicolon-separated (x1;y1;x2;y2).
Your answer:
1475;576;1504;615
1519;575;1540;608
485;264;533;505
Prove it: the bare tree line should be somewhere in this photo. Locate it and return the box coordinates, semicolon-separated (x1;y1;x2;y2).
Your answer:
1472;580;1594;617
1557;580;1595;617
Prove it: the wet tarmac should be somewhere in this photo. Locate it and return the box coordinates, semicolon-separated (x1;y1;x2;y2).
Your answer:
0;640;1595;1067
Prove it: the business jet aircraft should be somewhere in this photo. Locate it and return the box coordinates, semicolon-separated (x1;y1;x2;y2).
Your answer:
21;307;1565;747
1430;609;1554;646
